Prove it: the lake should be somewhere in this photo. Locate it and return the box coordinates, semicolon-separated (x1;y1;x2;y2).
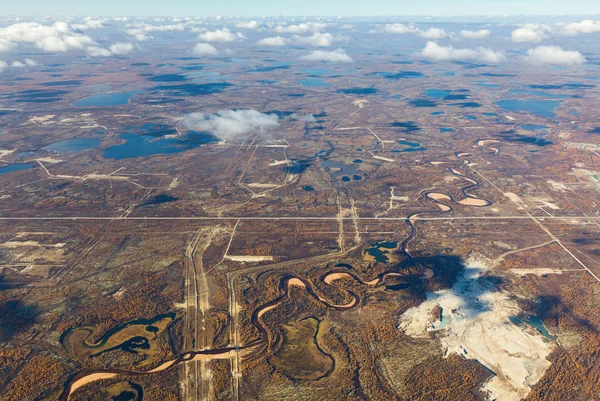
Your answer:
0;163;33;175
495;99;562;118
102;132;218;160
73;90;142;107
43;138;102;153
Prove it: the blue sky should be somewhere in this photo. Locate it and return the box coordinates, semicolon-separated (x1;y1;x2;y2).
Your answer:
2;0;600;16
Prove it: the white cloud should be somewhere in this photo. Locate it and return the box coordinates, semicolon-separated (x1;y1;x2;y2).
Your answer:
198;28;244;43
192;43;219;55
511;27;546;43
371;23;419;34
559;20;600;36
183;109;280;140
0;61;7;71
72;17;107;30
459;30;491;39
526;46;586;65
339;24;355;30
87;42;135;57
0;39;15;52
274;22;327;34
419;28;448;39
109;42;134;55
420;41;505;64
11;58;36;67
257;36;287;46
291;32;348;47
0;22;94;52
236;20;261;29
300;48;353;63
86;46;112;57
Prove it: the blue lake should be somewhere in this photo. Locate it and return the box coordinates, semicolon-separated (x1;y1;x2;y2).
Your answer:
43;138;102;153
299;78;330;87
102;132;217;160
0;163;33;175
495;99;562;118
73;90;142;107
426;89;451;99
508;89;571;99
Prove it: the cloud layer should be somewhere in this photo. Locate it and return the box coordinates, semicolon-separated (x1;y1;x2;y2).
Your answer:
420;41;504;64
183;110;280;140
526;46;586;65
299;49;353;62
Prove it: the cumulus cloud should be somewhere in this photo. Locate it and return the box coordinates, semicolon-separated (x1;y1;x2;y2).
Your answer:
511;27;546;43
72;17;107;30
257;36;287;46
0;22;94;52
198;28;244;43
559;20;600;36
11;58;36;67
0;39;15;52
526;46;586;65
183;109;280;140
302;114;317;122
87;42;134;57
299;48;353;62
459;30;491;39
192;43;219;55
370;23;419;34
236;20;261;29
109;42;134;55
420;41;505;64
275;22;327;34
291;32;349;47
419;28;448;39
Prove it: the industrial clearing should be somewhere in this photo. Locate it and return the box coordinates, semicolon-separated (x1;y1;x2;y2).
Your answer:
399;257;555;401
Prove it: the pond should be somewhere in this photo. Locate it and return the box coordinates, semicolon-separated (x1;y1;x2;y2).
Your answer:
102;132;218;160
73;90;142;107
299;78;330;87
43;138;102;153
0;163;33;175
495;99;562;118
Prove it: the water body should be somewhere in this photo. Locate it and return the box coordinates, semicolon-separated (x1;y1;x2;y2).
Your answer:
509;316;557;340
398;140;420;148
299;78;330;87
102;132;218;160
530;83;595;90
440;128;455;133
148;74;188;82
0;163;33;175
302;186;314;191
41;80;82;87
320;160;359;179
380;70;423;79
426;89;451;99
495;99;562;118
44;138;102;153
152;82;232;96
508;89;571;99
364;241;398;263
431;111;445;116
409;99;438;108
73;91;142;107
339;87;377;95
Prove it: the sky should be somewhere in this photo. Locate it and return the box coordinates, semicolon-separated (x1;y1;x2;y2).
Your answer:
2;0;600;17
